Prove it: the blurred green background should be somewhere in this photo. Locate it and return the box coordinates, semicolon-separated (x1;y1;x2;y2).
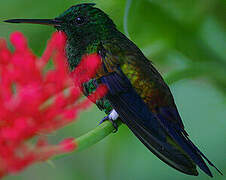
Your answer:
1;0;226;179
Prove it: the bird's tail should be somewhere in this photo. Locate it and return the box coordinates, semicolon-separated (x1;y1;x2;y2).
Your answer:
185;135;223;176
156;111;223;177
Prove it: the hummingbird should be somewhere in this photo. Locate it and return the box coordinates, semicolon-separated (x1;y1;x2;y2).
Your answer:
5;3;223;177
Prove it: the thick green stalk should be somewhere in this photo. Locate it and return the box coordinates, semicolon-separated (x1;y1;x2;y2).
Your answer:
53;120;122;160
75;120;122;152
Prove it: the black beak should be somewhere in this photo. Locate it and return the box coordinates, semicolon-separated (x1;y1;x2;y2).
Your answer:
4;18;62;27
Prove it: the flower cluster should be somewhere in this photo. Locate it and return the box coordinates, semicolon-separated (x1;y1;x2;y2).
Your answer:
0;31;106;178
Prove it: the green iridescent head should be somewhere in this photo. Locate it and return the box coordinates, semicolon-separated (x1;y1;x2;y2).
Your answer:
4;3;117;70
55;3;116;38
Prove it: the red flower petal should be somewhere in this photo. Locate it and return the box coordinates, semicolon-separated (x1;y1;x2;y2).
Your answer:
0;31;106;178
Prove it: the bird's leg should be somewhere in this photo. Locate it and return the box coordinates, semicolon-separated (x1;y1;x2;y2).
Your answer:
99;109;119;133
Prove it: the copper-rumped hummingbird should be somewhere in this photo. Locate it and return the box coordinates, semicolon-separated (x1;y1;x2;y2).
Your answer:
5;3;223;177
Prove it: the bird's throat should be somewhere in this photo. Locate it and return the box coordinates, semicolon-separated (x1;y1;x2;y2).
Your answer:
65;36;98;71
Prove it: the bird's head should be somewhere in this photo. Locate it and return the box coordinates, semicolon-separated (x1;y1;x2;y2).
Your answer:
5;3;117;70
5;3;116;42
56;3;116;39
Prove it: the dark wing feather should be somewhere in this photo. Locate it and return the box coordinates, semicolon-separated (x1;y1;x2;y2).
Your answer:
100;71;199;176
98;39;222;176
100;67;223;177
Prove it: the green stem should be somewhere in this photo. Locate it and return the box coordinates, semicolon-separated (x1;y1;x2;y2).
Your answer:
75;120;122;152
53;120;122;160
123;0;133;39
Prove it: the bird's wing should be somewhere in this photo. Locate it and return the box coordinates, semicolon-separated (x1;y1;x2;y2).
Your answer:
96;41;222;177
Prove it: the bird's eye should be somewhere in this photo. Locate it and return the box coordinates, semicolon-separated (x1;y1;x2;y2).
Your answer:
74;16;86;25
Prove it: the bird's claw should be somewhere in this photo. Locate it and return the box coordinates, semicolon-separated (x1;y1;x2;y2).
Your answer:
98;116;108;125
99;115;118;133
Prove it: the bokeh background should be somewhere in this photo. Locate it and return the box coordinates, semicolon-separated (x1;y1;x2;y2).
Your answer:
1;0;226;179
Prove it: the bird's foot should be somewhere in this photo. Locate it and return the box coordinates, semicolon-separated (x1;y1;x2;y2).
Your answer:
99;109;119;133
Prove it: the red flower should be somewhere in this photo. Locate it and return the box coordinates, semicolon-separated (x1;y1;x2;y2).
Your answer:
0;31;106;178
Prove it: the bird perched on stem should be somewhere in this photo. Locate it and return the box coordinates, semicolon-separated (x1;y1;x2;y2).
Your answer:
5;3;223;177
